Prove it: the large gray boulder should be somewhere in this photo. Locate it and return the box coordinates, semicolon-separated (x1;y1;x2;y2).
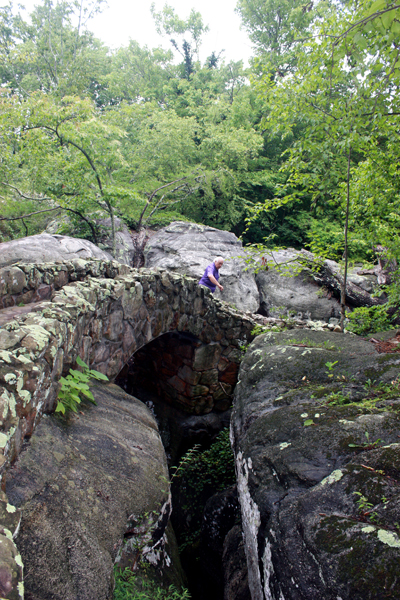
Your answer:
256;248;382;321
0;233;112;268
231;329;400;600
256;248;341;321
144;222;259;313
5;383;182;600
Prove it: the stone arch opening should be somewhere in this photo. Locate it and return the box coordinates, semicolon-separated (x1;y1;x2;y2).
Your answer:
115;330;240;463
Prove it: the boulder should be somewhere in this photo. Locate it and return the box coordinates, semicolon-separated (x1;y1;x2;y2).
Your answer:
96;217;135;266
144;221;260;313
222;525;251;600
197;486;242;599
231;329;400;600
0;234;112;268
256;249;383;321
5;383;181;600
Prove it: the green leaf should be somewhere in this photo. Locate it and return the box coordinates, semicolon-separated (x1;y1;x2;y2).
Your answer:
89;370;109;380
390;19;400;34
55;401;66;414
304;419;314;426
69;369;90;382
367;0;386;16
73;382;90;391
76;356;89;369
381;10;395;29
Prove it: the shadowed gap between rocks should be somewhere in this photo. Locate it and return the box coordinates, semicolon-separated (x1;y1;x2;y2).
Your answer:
115;331;250;600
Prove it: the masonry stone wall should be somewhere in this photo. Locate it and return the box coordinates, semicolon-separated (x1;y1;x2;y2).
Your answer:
0;260;256;477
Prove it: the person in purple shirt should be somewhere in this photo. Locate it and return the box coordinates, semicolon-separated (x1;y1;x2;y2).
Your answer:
198;256;224;292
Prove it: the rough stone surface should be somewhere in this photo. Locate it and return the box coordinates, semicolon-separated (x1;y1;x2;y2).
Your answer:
256;249;341;321
0;491;23;600
144;221;260;313
96;217;135;266
256;248;384;321
0;234;112;269
196;486;241;600
118;331;236;420
231;329;400;600
5;383;176;600
222;525;251;600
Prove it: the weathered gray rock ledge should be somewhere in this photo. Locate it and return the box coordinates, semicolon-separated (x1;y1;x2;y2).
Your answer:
5;383;178;600
232;329;400;600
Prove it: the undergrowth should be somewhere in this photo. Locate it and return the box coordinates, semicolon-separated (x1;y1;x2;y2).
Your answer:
171;428;236;552
346;305;396;335
113;567;191;600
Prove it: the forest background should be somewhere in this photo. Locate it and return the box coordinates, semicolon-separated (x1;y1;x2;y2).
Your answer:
1;0;400;324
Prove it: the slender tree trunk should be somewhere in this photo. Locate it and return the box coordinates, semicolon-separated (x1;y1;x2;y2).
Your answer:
340;147;351;332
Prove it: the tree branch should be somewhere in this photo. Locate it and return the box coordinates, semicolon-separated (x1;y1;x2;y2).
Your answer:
1;183;99;244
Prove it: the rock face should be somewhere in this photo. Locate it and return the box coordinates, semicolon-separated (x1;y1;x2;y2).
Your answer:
0;234;112;268
256;249;383;321
5;383;180;600
256;249;341;321
231;329;400;600
144;221;260;313
96;217;135;266
222;525;250;600
197;486;246;600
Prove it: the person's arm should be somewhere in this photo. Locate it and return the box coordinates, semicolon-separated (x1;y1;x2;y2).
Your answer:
208;274;223;291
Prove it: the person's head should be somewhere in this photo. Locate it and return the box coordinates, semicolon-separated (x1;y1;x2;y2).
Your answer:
214;256;224;270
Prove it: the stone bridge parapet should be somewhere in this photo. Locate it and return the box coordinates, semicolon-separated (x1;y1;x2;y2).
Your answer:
0;259;256;476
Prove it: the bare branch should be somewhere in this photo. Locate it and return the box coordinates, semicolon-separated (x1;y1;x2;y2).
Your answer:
1;183;99;244
2;182;52;202
0;207;60;220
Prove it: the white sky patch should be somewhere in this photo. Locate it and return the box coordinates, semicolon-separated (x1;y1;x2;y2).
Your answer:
20;0;254;65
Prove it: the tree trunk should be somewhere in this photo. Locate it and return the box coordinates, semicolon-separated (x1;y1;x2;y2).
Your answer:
340;147;351;332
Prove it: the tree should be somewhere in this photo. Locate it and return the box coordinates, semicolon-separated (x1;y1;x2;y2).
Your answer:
245;0;400;328
0;0;109;98
0;93;123;253
151;2;209;78
236;0;318;74
1;0;266;243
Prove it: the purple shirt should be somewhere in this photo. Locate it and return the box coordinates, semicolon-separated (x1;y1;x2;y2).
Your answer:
199;262;220;292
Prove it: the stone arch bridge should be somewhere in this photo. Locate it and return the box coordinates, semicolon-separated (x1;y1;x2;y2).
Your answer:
0;259;256;474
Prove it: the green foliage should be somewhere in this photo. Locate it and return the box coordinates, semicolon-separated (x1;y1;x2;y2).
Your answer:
349;431;384;449
346;305;396;335
251;324;270;337
113;567;191;600
56;356;108;415
244;0;400;281
323;390;351;406
353;492;375;514
325;361;338;374
317;377;400;412
172;429;235;551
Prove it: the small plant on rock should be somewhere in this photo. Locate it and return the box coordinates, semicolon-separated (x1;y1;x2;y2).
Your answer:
56;356;108;415
348;431;384;449
324;390;351;406
325;361;338;377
